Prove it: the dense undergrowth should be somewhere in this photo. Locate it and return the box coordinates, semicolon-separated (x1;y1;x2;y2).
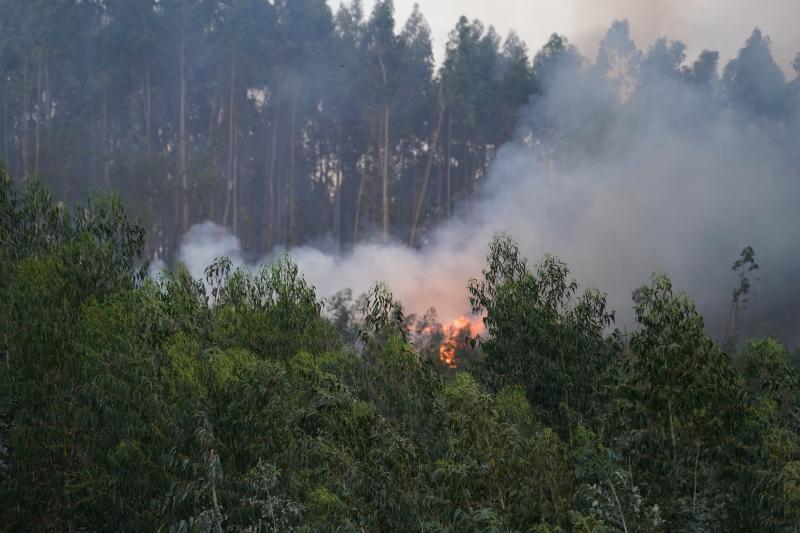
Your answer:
1;172;799;531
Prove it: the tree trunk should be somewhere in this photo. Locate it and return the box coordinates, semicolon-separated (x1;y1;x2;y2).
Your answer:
143;62;152;156
437;145;442;218
409;84;445;247
223;59;236;233
335;159;342;256
354;143;371;243
207;92;218;219
44;50;51;185
287;96;296;248
3;84;8;166
34;48;43;177
102;90;110;187
20;56;29;180
207;92;216;148
724;301;737;344
233;120;238;238
382;102;390;243
179;22;189;233
377;55;390;244
756;277;765;336
266;67;283;251
128;66;136;173
446;113;452;219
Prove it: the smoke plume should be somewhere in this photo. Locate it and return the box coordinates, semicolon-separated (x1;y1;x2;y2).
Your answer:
173;23;800;344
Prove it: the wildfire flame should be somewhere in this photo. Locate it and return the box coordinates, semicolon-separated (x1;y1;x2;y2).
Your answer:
439;315;485;368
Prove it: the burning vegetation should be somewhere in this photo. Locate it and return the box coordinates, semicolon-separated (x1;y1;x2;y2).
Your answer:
438;315;485;368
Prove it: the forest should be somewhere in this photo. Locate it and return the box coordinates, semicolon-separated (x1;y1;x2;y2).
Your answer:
0;0;538;259
1;0;797;260
2;0;800;530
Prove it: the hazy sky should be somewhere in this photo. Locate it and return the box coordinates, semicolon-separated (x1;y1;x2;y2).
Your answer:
330;0;800;75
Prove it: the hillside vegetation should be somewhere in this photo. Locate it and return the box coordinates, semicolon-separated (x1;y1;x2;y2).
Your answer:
1;173;799;531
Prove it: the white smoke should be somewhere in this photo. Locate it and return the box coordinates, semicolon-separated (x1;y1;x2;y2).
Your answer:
178;221;246;275
172;27;800;343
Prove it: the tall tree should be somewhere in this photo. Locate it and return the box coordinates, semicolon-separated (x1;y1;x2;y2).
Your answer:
366;0;398;243
596;19;641;103
723;28;787;117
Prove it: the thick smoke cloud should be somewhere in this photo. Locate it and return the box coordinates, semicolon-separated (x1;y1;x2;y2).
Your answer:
174;24;800;344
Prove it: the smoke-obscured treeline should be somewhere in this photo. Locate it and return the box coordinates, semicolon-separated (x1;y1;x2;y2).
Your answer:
2;1;798;261
2;171;800;530
0;0;533;259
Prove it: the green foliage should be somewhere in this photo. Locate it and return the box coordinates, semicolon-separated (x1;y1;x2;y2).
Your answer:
468;234;619;426
357;281;407;345
206;255;338;359
731;246;759;308
2;180;799;530
623;274;746;528
726;246;760;345
729;338;800;530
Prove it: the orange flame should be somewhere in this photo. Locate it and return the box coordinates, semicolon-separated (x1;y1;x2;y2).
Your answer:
439;315;485;368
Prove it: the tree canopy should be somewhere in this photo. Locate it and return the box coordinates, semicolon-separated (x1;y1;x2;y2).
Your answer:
1;174;799;530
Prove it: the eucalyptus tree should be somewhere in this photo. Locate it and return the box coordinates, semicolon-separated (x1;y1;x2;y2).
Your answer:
497;31;535;140
440;17;496;215
395;4;437;246
208;0;278;242
625;274;745;528
333;0;372;246
723;28;787;117
595;19;642;103
682;49;720;90
468;234;619;426
365;0;399;243
273;0;338;250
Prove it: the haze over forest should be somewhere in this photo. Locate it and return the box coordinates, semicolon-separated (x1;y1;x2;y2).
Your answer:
334;0;800;74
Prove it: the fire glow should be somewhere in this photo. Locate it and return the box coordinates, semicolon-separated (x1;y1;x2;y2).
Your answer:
439;315;485;368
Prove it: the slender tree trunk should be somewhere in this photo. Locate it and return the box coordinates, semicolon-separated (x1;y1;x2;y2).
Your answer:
482;144;489;181
668;397;677;454
20;56;29;180
287;96;296;248
381;103;390;242
756;277;765;336
377;55;390;244
207;92;216;148
179;23;189;233
143;62;152;156
266;67;283;251
437;147;443;217
692;441;700;515
446;114;452;219
463;141;470;197
207;92;217;219
335;159;342;256
128;66;136;173
44;50;50;183
102;90;110;187
233;118;238;238
3;85;8;166
223;59;236;232
410;84;445;247
724;301;738;344
354;144;370;243
34;48;42;177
